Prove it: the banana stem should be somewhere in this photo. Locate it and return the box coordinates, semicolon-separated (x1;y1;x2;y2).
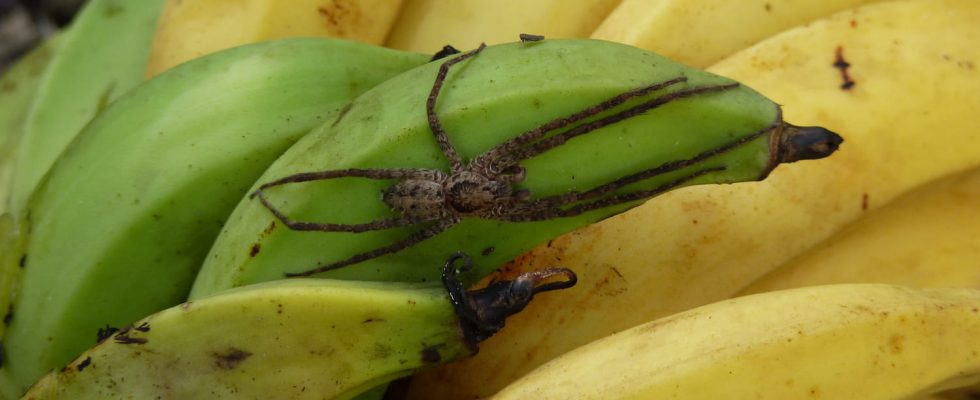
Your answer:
442;252;577;344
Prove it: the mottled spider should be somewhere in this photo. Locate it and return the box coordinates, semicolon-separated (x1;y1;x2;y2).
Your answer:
252;43;743;277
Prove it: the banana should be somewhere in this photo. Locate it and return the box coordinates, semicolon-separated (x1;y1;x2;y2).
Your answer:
21;254;576;399
405;1;980;397
491;284;980;399
385;0;622;53
0;38;428;397
740;165;980;295
146;0;404;77
0;35;63;340
592;0;887;68
190;39;839;299
9;0;165;217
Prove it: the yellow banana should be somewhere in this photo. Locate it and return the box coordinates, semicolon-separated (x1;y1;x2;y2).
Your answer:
592;0;888;68
385;0;621;53
406;0;980;397
491;284;980;399
22;255;576;399
741;166;980;295
146;0;404;77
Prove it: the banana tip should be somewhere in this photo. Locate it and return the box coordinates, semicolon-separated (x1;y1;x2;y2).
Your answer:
777;123;843;163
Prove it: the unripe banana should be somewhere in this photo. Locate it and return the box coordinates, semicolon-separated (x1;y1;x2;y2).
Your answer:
22;255;576;399
10;0;165;217
0;35;63;340
492;284;980;399
386;0;621;53
740;165;980;295
191;39;839;297
147;0;404;77
0;39;428;397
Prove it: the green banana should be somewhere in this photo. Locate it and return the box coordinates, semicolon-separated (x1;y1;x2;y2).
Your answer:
0;34;64;341
0;39;428;397
21;254;576;399
10;0;166;217
191;38;841;296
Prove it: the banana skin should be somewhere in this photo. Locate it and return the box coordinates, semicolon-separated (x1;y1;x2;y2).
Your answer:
0;39;428;397
192;38;840;298
20;255;576;400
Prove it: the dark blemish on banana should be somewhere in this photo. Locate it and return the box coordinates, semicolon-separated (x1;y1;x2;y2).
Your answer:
764;3;772;12
363;318;385;324
431;45;462;61
850;19;858;28
481;246;495;256
611;267;624;279
833;46;856;90
77;357;92;372
212;348;253;369
861;193;869;210
318;7;339;26
520;33;545;43
3;304;12;326
18;254;26;268
97;325;119;343
134;322;150;332
332;103;353;127
103;3;123;18
249;243;261;257
421;346;441;363
113;326;147;345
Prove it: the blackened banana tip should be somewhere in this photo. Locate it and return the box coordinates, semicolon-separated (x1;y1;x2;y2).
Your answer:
778;123;844;164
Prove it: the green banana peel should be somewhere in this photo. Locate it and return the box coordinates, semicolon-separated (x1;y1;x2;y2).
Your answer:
1;39;428;396
10;0;166;217
192;39;841;295
21;256;576;400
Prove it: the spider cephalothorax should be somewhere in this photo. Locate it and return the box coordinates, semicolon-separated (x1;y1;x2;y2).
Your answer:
251;43;748;277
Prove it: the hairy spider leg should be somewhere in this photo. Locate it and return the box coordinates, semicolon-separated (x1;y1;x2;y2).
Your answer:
500;166;726;222
470;76;688;175
529;125;771;209
251;167;445;232
427;43;488;172
285;217;461;277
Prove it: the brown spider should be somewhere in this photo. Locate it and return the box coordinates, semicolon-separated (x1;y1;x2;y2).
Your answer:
252;43;748;277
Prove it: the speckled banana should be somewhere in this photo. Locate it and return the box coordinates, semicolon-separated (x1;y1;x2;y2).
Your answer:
147;0;404;77
9;0;165;218
592;0;888;68
22;255;576;400
191;38;840;299
407;1;980;397
386;0;621;53
0;39;427;398
491;284;980;399
739;165;980;294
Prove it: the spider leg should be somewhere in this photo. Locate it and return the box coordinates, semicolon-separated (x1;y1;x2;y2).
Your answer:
251;167;445;232
284;217;461;277
498;166;726;222
483;83;740;174
427;43;488;173
471;76;688;175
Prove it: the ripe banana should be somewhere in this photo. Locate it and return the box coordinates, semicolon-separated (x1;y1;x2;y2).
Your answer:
146;0;404;77
592;0;887;68
0;34;63;340
21;255;576;400
740;165;980;295
385;0;622;53
0;39;428;397
10;0;165;217
190;38;839;298
491;284;980;399
406;0;980;397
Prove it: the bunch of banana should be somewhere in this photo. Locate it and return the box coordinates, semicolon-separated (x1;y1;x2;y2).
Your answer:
491;284;980;399
407;0;980;397
146;0;405;77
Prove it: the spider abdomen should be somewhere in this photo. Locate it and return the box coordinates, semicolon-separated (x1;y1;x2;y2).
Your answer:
383;179;449;220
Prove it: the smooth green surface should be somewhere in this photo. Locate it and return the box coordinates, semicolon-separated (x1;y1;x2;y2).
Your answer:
192;39;779;296
1;39;428;397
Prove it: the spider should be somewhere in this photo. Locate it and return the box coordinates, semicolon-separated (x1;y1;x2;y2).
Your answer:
252;43;748;277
